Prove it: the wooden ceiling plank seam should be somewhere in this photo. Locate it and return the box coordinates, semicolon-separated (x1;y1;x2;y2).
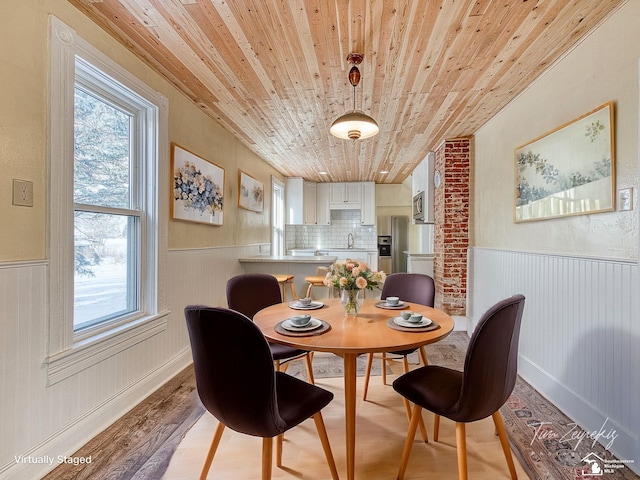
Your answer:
182;2;278;99
213;1;321;158
115;0;250;110
381;2;452;143
266;0;337;154
238;0;326;149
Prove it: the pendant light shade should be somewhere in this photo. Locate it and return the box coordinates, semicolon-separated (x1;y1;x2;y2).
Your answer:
330;111;379;139
330;53;379;140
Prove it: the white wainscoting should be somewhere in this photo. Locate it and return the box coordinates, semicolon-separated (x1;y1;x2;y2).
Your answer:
0;244;266;480
469;247;639;470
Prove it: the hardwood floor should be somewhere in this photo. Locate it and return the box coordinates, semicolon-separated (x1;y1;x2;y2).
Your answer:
43;367;204;480
164;355;530;480
44;352;529;479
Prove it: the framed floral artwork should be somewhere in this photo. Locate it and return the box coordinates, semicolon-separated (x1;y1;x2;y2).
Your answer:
238;170;264;212
514;101;615;222
171;143;224;225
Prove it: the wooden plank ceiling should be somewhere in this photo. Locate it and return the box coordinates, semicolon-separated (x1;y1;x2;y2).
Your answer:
68;0;623;183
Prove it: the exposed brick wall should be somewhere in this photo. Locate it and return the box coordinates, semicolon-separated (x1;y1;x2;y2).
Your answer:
433;138;470;316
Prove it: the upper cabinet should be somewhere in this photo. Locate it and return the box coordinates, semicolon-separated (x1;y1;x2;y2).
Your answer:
316;183;331;225
286;179;376;225
329;182;362;209
411;151;435;197
360;182;376;225
286;177;317;225
411;152;436;224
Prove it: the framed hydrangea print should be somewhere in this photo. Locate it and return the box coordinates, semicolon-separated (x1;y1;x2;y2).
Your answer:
515;102;615;222
171;143;224;225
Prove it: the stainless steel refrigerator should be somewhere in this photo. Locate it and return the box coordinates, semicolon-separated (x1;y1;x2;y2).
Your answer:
377;215;409;273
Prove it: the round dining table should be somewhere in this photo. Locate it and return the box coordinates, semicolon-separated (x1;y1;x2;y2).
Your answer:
254;297;455;480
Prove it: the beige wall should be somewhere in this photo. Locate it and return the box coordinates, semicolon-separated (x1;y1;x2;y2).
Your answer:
474;1;638;260
0;1;280;262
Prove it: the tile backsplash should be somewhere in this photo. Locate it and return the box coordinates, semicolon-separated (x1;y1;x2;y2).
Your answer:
285;210;377;252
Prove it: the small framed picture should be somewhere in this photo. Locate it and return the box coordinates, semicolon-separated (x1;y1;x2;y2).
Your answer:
238;170;264;212
171;143;224;225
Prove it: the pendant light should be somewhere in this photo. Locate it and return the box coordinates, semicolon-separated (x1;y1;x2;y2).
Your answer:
330;53;379;140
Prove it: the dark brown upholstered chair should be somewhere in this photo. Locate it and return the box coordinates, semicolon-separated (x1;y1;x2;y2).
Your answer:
363;273;436;405
184;306;339;480
226;273;314;383
393;294;526;480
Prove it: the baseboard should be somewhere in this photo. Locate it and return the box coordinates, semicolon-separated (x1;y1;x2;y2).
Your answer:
452;315;469;332
1;348;192;480
519;354;638;473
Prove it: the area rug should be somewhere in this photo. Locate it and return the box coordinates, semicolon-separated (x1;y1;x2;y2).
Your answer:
288;333;638;480
284;351;391;378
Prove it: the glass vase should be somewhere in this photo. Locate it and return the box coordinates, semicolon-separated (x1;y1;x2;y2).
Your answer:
341;288;363;315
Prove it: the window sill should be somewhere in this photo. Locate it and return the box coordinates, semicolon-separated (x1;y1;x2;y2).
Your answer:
45;311;169;386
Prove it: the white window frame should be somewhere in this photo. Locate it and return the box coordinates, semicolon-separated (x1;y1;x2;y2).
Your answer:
272;177;285;256
46;16;169;385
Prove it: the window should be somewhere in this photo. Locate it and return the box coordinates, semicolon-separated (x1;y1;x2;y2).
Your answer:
272;177;285;255
47;17;168;384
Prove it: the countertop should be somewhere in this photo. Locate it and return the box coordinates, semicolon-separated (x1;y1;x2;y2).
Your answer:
238;255;338;263
402;251;435;257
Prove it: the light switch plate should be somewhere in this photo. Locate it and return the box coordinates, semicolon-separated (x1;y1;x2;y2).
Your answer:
12;179;34;207
618;188;633;211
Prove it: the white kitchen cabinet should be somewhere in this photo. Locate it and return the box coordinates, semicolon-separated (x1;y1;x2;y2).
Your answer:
406;254;434;277
411;151;435;197
303;181;317;225
329;182;362;209
367;251;378;271
360;182;376;225
316;183;331;225
286;177;317;225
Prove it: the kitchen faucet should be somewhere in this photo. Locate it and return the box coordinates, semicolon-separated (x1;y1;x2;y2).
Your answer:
347;232;354;249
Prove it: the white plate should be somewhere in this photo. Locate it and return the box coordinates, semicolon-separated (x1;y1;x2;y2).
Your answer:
289;301;324;310
393;316;433;328
375;300;407;309
281;318;323;332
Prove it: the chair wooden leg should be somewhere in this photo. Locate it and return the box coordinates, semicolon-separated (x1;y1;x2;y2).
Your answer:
304;353;315;384
398;403;423;480
419;346;429;365
262;437;273;480
381;353;388;385
305;283;313;298
433;414;441;442
313;412;340;480
275;433;284;467
200;422;225;480
288;280;298;301
493;411;518;479
402;354;410;373
455;422;468;480
362;353;374;400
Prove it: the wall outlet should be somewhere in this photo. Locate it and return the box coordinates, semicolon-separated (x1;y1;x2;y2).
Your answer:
12;179;34;207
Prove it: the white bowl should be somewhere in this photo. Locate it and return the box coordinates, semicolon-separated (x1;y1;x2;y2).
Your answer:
386;296;400;306
408;314;423;323
290;314;312;327
298;297;312;306
400;311;413;320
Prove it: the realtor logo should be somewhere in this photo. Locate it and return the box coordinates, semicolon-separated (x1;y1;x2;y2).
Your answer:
579;453;605;477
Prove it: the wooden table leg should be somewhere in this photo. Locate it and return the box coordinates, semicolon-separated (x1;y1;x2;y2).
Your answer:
343;353;357;480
